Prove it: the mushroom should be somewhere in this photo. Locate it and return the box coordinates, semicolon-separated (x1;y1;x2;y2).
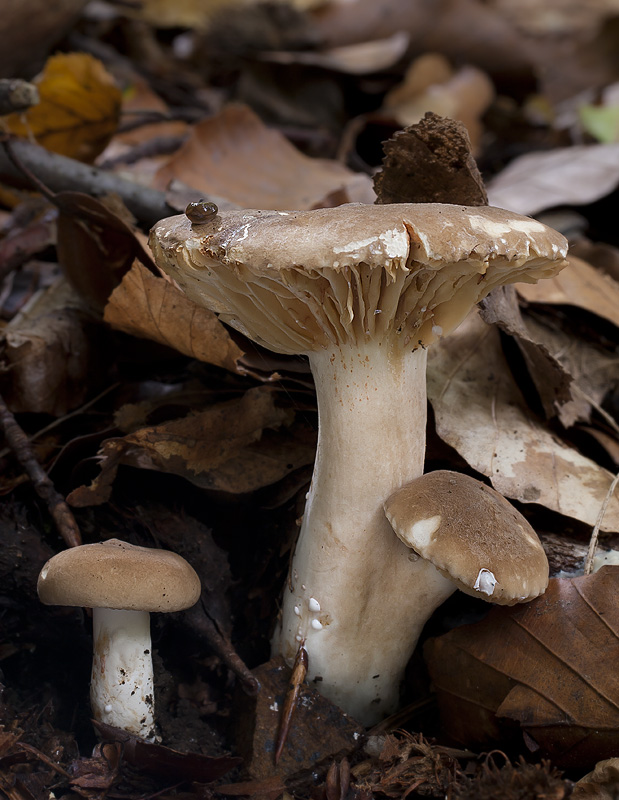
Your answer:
37;539;201;741
149;202;567;724
384;470;549;610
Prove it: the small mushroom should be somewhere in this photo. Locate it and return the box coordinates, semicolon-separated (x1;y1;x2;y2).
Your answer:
384;471;549;617
37;539;201;741
149;202;566;724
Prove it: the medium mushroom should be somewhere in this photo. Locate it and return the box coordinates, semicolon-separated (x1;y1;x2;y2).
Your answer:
37;538;201;740
149;201;567;724
384;470;549;612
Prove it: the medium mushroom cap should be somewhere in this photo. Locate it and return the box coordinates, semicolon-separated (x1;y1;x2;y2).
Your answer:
384;471;548;604
149;202;568;355
37;539;201;612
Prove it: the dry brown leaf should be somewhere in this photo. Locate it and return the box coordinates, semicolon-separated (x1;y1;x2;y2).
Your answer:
486;143;619;216
516;254;619;331
104;260;245;373
427;311;619;531
381;61;494;152
425;568;619;768
154;104;374;210
67;386;315;506
5;53;121;163
99;75;189;172
262;32;410;75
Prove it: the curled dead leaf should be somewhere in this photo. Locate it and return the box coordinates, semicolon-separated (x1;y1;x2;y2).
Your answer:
104;260;245;373
487;143;619;216
154;104;374;210
516;254;619;331
427;311;619;531
425;567;619;768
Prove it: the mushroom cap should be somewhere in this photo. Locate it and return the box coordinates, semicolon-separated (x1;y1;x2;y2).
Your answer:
37;539;201;612
149;202;567;355
384;470;548;605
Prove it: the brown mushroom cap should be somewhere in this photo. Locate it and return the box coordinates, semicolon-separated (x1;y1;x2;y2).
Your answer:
149;202;567;355
384;471;548;604
37;539;201;612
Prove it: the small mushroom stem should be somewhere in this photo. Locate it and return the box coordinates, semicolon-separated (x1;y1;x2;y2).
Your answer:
91;608;157;741
272;341;454;724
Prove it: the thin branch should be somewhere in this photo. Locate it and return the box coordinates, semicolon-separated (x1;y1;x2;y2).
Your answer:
0;137;175;227
0;392;81;548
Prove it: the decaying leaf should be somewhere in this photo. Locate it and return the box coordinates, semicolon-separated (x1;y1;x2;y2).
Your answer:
479;287;576;424
573;758;619;799
262;32;410;75
104;260;245;373
154;104;374;210
516;254;619;331
486;143;619;216
5;53;122;163
427;311;619;531
94;721;241;781
0;278;105;415
425;568;619;768
55;192;156;310
381;59;494;152
67;386;315;505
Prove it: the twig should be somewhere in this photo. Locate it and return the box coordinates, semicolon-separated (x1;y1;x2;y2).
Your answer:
99;134;187;169
274;640;308;764
584;470;619;575
0;137;175;227
0;79;39;115
184;603;260;696
0;381;120;461
0;392;81;548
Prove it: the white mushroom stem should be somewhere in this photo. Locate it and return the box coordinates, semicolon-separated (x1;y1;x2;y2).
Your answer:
272;340;455;724
91;608;157;741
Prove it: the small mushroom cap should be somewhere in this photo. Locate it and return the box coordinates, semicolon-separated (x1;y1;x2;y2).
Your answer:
149;203;567;355
37;539;201;612
384;471;548;605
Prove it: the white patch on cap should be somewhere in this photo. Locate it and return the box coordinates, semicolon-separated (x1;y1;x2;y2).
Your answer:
473;568;497;596
378;228;409;259
467;215;546;238
333;235;378;254
431;325;443;336
308;597;321;612
104;704;113;713
294;606;301;616
332;228;408;260
409;515;442;550
311;619;323;630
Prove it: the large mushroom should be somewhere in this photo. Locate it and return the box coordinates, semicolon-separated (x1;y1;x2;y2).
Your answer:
149;202;567;724
37;539;201;740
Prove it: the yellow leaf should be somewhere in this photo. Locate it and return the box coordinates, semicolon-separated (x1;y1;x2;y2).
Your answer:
5;53;122;163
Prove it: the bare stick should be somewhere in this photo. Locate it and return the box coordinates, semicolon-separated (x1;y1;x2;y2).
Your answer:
0;393;81;548
184;603;260;696
0;137;175;227
0;79;39;115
